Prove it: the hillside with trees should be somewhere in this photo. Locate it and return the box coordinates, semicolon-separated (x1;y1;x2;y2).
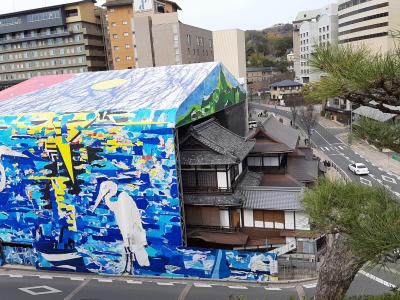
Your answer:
246;23;293;71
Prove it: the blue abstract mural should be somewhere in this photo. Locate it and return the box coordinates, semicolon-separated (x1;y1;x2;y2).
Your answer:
0;63;277;281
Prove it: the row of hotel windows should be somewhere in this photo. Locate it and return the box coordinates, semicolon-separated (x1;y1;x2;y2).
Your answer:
0;56;86;71
186;34;212;48
338;0;373;11
0;46;85;62
1;67;87;81
111;20;129;27
300;46;309;52
187;47;212;57
0;35;83;52
319;25;330;33
115;56;134;62
114;44;131;50
300;32;309;38
0;9;61;28
301;69;311;74
112;32;130;38
0;25;83;43
319;33;330;41
301;54;310;59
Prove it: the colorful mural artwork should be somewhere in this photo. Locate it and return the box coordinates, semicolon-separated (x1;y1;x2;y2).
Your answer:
0;63;277;281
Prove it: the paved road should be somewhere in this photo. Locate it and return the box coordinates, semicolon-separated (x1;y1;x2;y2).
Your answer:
0;267;397;300
251;103;400;198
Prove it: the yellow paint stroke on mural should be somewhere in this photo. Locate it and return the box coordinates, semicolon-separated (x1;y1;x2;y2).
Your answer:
91;79;128;91
28;176;77;232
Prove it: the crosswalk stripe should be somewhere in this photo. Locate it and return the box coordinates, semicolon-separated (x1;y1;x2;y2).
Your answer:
194;283;212;288
338;146;344;150
228;286;248;289
303;283;317;289
127;280;143;284
157;282;174;286
265;287;282;291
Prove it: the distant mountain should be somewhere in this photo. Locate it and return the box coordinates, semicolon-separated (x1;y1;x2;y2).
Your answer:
262;23;294;37
246;23;293;69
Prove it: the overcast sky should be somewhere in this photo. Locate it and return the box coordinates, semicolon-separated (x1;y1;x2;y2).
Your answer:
0;0;334;30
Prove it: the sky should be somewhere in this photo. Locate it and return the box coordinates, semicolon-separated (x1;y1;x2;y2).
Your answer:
0;0;334;31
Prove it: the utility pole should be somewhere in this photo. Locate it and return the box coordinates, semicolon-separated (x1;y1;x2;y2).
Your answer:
349;101;353;145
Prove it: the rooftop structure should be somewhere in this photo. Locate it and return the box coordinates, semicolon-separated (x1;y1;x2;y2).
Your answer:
0;0;107;89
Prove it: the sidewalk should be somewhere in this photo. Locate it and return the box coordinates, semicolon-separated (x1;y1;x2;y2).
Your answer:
338;132;400;178
318;116;348;129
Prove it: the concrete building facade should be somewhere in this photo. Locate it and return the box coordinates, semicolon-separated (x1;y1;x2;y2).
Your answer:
297;4;338;84
338;0;400;53
0;0;107;90
103;0;214;69
213;29;246;82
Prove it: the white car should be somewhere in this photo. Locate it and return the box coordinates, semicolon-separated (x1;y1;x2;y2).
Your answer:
348;163;369;175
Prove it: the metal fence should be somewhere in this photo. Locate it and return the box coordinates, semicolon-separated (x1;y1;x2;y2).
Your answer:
278;254;318;280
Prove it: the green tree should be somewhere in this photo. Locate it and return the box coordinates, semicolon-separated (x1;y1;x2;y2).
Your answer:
302;179;400;300
353;117;400;152
305;45;400;114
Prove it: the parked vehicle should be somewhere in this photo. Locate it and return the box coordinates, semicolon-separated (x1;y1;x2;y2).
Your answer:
348;163;369;175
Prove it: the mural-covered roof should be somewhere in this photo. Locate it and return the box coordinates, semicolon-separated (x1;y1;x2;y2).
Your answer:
0;62;245;127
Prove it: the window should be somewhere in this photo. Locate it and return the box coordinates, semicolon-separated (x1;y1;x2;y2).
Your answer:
109;8;115;12
113;34;118;39
122;20;128;25
187;34;191;46
253;210;285;229
125;44;130;49
126;56;132;60
65;9;78;18
111;22;116;27
114;46;119;51
115;57;120;62
123;32;129;37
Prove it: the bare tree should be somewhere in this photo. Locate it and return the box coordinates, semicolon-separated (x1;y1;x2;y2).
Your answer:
284;94;305;126
299;104;319;143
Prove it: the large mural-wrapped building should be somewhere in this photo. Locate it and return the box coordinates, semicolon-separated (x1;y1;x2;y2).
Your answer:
0;62;277;281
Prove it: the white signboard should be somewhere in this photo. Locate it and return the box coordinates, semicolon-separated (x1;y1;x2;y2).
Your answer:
134;0;154;12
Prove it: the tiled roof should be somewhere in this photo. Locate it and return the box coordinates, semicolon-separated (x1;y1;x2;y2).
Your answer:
248;116;300;153
240;187;304;211
183;191;245;207
102;0;133;7
180;119;255;165
353;106;397;122
287;157;319;183
270;80;303;88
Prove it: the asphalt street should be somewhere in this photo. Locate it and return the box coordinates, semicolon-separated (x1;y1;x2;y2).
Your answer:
0;266;397;300
250;103;400;198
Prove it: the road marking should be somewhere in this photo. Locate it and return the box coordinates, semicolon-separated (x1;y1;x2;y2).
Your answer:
157;282;175;286
19;285;61;296
303;283;317;289
194;283;213;288
126;280;143;284
359;270;396;288
39;275;53;279
265;287;282;291
338;146;344;150
325;147;330;151
97;278;113;283
382;175;397;184
178;284;192;300
64;279;91;300
314;129;332;145
70;277;85;281
360;177;372;186
228;286;248;289
9;274;23;278
320;147;326;151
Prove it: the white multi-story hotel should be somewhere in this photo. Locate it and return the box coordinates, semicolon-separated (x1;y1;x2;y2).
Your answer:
338;0;400;53
293;4;338;84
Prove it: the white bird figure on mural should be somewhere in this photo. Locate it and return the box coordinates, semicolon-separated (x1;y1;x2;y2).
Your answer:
0;146;28;193
91;181;150;274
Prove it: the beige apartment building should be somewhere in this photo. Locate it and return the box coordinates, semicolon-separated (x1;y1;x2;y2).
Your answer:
338;0;400;53
213;29;246;81
0;0;107;90
103;0;214;69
